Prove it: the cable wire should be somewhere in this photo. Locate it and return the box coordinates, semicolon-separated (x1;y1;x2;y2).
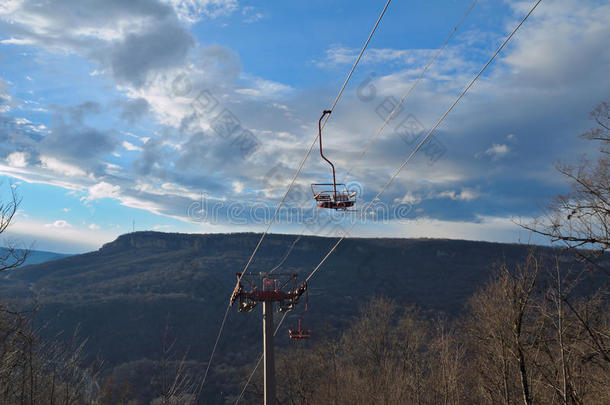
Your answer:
306;0;543;284
195;0;393;397
228;0;542;399
234;0;392;282
196;304;231;401
238;0;392;285
265;0;478;276
345;0;478;178
328;0;392;114
269;235;302;274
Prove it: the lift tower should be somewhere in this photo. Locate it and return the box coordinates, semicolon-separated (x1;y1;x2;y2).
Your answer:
230;273;307;405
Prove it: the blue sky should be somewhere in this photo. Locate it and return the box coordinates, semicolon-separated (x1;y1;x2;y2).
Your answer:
0;0;608;253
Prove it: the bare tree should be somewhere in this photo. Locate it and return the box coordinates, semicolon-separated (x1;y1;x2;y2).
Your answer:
530;260;609;405
0;186;109;404
465;253;541;405
153;319;197;405
267;272;607;405
520;102;609;274
428;317;464;405
0;183;28;272
0;307;103;404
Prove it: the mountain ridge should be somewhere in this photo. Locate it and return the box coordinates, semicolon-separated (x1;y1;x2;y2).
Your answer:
0;247;72;268
1;231;603;403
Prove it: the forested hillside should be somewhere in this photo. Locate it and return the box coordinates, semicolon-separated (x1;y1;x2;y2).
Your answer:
1;232;606;403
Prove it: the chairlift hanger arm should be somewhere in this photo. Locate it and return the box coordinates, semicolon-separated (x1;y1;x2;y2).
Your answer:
318;110;337;196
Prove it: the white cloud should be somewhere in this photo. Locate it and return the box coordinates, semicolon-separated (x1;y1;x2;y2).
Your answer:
233;180;244;194
318;46;436;68
104;162;121;171
84;182;121;201
45;219;72;228
0;2;157;48
375;215;544;245
6;152;28;168
14;117;31;125
122;140;142;151
0;0;198;89
163;0;238;23
396;192;421;205
132;182;200;201
88;223;100;230
0;162;85;191
1;0;608;241
437;188;480;201
458;189;480;201
235;75;293;99
118;195;165;215
6;218;119;253
39;156;87;177
122;45;242;127
484;143;510;159
0;0;23;14
503;0;610;88
241;6;263;23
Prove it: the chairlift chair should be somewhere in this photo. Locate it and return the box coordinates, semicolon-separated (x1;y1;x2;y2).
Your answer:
311;110;357;210
238;299;257;313
311;183;356;210
289;318;312;340
278;299;295;313
289;289;312;341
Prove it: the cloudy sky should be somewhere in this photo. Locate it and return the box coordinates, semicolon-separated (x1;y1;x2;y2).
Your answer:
0;0;608;253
